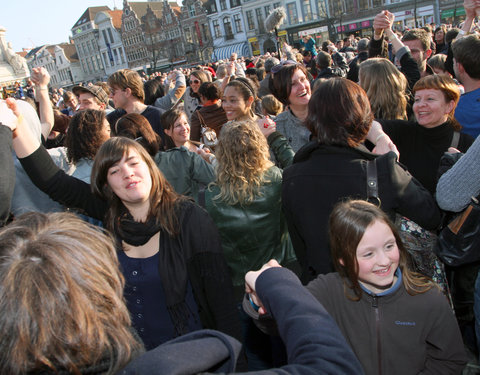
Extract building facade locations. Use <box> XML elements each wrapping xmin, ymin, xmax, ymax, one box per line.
<box><xmin>180</xmin><ymin>0</ymin><xmax>214</xmax><ymax>64</ymax></box>
<box><xmin>71</xmin><ymin>6</ymin><xmax>109</xmax><ymax>82</ymax></box>
<box><xmin>205</xmin><ymin>0</ymin><xmax>249</xmax><ymax>61</ymax></box>
<box><xmin>26</xmin><ymin>43</ymin><xmax>83</xmax><ymax>89</ymax></box>
<box><xmin>95</xmin><ymin>10</ymin><xmax>129</xmax><ymax>78</ymax></box>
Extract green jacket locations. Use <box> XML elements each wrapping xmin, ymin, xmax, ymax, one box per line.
<box><xmin>155</xmin><ymin>146</ymin><xmax>215</xmax><ymax>200</ymax></box>
<box><xmin>204</xmin><ymin>133</ymin><xmax>297</xmax><ymax>301</ymax></box>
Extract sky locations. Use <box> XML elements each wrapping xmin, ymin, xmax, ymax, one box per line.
<box><xmin>1</xmin><ymin>0</ymin><xmax>151</xmax><ymax>52</ymax></box>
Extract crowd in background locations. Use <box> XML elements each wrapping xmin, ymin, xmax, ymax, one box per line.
<box><xmin>0</xmin><ymin>1</ymin><xmax>480</xmax><ymax>373</ymax></box>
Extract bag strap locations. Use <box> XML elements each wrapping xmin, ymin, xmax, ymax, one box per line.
<box><xmin>366</xmin><ymin>159</ymin><xmax>381</xmax><ymax>206</ymax></box>
<box><xmin>450</xmin><ymin>131</ymin><xmax>460</xmax><ymax>149</ymax></box>
<box><xmin>196</xmin><ymin>110</ymin><xmax>207</xmax><ymax>129</ymax></box>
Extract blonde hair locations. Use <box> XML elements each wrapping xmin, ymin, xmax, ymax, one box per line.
<box><xmin>0</xmin><ymin>212</ymin><xmax>143</xmax><ymax>374</ymax></box>
<box><xmin>261</xmin><ymin>94</ymin><xmax>283</xmax><ymax>116</ymax></box>
<box><xmin>359</xmin><ymin>58</ymin><xmax>408</xmax><ymax>120</ymax></box>
<box><xmin>213</xmin><ymin>120</ymin><xmax>273</xmax><ymax>205</ymax></box>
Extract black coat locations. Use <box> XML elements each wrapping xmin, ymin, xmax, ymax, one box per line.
<box><xmin>282</xmin><ymin>142</ymin><xmax>441</xmax><ymax>283</ymax></box>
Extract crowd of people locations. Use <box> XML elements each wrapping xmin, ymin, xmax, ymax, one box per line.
<box><xmin>0</xmin><ymin>1</ymin><xmax>480</xmax><ymax>373</ymax></box>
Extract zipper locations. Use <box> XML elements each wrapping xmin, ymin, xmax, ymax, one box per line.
<box><xmin>372</xmin><ymin>295</ymin><xmax>382</xmax><ymax>375</ymax></box>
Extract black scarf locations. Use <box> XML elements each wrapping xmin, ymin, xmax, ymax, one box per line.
<box><xmin>115</xmin><ymin>206</ymin><xmax>194</xmax><ymax>337</ymax></box>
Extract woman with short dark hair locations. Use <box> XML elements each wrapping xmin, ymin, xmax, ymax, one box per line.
<box><xmin>190</xmin><ymin>82</ymin><xmax>228</xmax><ymax>142</ymax></box>
<box><xmin>282</xmin><ymin>78</ymin><xmax>441</xmax><ymax>283</ymax></box>
<box><xmin>269</xmin><ymin>63</ymin><xmax>311</xmax><ymax>151</ymax></box>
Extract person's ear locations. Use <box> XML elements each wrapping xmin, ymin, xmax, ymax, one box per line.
<box><xmin>164</xmin><ymin>128</ymin><xmax>172</xmax><ymax>137</ymax></box>
<box><xmin>339</xmin><ymin>258</ymin><xmax>344</xmax><ymax>266</ymax></box>
<box><xmin>445</xmin><ymin>100</ymin><xmax>456</xmax><ymax>116</ymax></box>
<box><xmin>425</xmin><ymin>49</ymin><xmax>432</xmax><ymax>59</ymax></box>
<box><xmin>247</xmin><ymin>96</ymin><xmax>254</xmax><ymax>108</ymax></box>
<box><xmin>124</xmin><ymin>87</ymin><xmax>132</xmax><ymax>97</ymax></box>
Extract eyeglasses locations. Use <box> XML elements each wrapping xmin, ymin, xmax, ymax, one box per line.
<box><xmin>110</xmin><ymin>87</ymin><xmax>125</xmax><ymax>96</ymax></box>
<box><xmin>271</xmin><ymin>60</ymin><xmax>298</xmax><ymax>74</ymax></box>
<box><xmin>191</xmin><ymin>79</ymin><xmax>201</xmax><ymax>84</ymax></box>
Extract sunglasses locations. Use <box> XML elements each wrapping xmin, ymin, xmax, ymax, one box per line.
<box><xmin>191</xmin><ymin>79</ymin><xmax>201</xmax><ymax>84</ymax></box>
<box><xmin>271</xmin><ymin>60</ymin><xmax>298</xmax><ymax>74</ymax></box>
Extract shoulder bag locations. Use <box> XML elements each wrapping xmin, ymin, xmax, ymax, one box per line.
<box><xmin>195</xmin><ymin>110</ymin><xmax>218</xmax><ymax>148</ymax></box>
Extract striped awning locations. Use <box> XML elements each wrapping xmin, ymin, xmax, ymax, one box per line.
<box><xmin>212</xmin><ymin>42</ymin><xmax>250</xmax><ymax>61</ymax></box>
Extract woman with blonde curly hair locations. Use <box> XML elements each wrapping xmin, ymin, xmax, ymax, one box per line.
<box><xmin>204</xmin><ymin>119</ymin><xmax>297</xmax><ymax>370</ymax></box>
<box><xmin>358</xmin><ymin>57</ymin><xmax>409</xmax><ymax>120</ymax></box>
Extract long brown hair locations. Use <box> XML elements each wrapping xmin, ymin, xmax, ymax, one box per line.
<box><xmin>0</xmin><ymin>212</ymin><xmax>144</xmax><ymax>374</ymax></box>
<box><xmin>91</xmin><ymin>137</ymin><xmax>182</xmax><ymax>235</ymax></box>
<box><xmin>329</xmin><ymin>200</ymin><xmax>434</xmax><ymax>300</ymax></box>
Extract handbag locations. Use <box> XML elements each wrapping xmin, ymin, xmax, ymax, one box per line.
<box><xmin>365</xmin><ymin>159</ymin><xmax>449</xmax><ymax>287</ymax></box>
<box><xmin>434</xmin><ymin>196</ymin><xmax>480</xmax><ymax>267</ymax></box>
<box><xmin>196</xmin><ymin>110</ymin><xmax>218</xmax><ymax>148</ymax></box>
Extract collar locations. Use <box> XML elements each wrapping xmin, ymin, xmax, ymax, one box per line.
<box><xmin>360</xmin><ymin>268</ymin><xmax>403</xmax><ymax>297</ymax></box>
<box><xmin>202</xmin><ymin>99</ymin><xmax>218</xmax><ymax>106</ymax></box>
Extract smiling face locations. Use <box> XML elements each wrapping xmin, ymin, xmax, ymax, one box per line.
<box><xmin>355</xmin><ymin>220</ymin><xmax>400</xmax><ymax>294</ymax></box>
<box><xmin>164</xmin><ymin>114</ymin><xmax>191</xmax><ymax>147</ymax></box>
<box><xmin>222</xmin><ymin>86</ymin><xmax>253</xmax><ymax>121</ymax></box>
<box><xmin>189</xmin><ymin>75</ymin><xmax>201</xmax><ymax>94</ymax></box>
<box><xmin>413</xmin><ymin>88</ymin><xmax>455</xmax><ymax>128</ymax></box>
<box><xmin>78</xmin><ymin>92</ymin><xmax>104</xmax><ymax>111</ymax></box>
<box><xmin>288</xmin><ymin>68</ymin><xmax>311</xmax><ymax>108</ymax></box>
<box><xmin>106</xmin><ymin>149</ymin><xmax>152</xmax><ymax>209</ymax></box>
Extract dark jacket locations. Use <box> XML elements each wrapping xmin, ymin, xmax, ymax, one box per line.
<box><xmin>282</xmin><ymin>142</ymin><xmax>441</xmax><ymax>282</ymax></box>
<box><xmin>121</xmin><ymin>268</ymin><xmax>364</xmax><ymax>374</ymax></box>
<box><xmin>0</xmin><ymin>126</ymin><xmax>14</xmax><ymax>226</ymax></box>
<box><xmin>19</xmin><ymin>145</ymin><xmax>241</xmax><ymax>344</ymax></box>
<box><xmin>190</xmin><ymin>102</ymin><xmax>227</xmax><ymax>142</ymax></box>
<box><xmin>306</xmin><ymin>272</ymin><xmax>466</xmax><ymax>375</ymax></box>
<box><xmin>346</xmin><ymin>51</ymin><xmax>368</xmax><ymax>83</ymax></box>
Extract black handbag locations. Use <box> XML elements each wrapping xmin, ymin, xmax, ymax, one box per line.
<box><xmin>434</xmin><ymin>196</ymin><xmax>480</xmax><ymax>267</ymax></box>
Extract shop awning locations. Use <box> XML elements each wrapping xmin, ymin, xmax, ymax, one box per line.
<box><xmin>441</xmin><ymin>7</ymin><xmax>465</xmax><ymax>18</ymax></box>
<box><xmin>211</xmin><ymin>42</ymin><xmax>250</xmax><ymax>61</ymax></box>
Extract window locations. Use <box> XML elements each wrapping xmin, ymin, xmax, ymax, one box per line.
<box><xmin>264</xmin><ymin>5</ymin><xmax>272</xmax><ymax>17</ymax></box>
<box><xmin>108</xmin><ymin>28</ymin><xmax>114</xmax><ymax>43</ymax></box>
<box><xmin>223</xmin><ymin>17</ymin><xmax>234</xmax><ymax>39</ymax></box>
<box><xmin>231</xmin><ymin>0</ymin><xmax>241</xmax><ymax>7</ymax></box>
<box><xmin>103</xmin><ymin>52</ymin><xmax>109</xmax><ymax>67</ymax></box>
<box><xmin>220</xmin><ymin>0</ymin><xmax>227</xmax><ymax>10</ymax></box>
<box><xmin>316</xmin><ymin>0</ymin><xmax>327</xmax><ymax>17</ymax></box>
<box><xmin>255</xmin><ymin>8</ymin><xmax>264</xmax><ymax>32</ymax></box>
<box><xmin>274</xmin><ymin>2</ymin><xmax>281</xmax><ymax>9</ymax></box>
<box><xmin>302</xmin><ymin>0</ymin><xmax>313</xmax><ymax>22</ymax></box>
<box><xmin>212</xmin><ymin>19</ymin><xmax>221</xmax><ymax>38</ymax></box>
<box><xmin>233</xmin><ymin>14</ymin><xmax>243</xmax><ymax>33</ymax></box>
<box><xmin>287</xmin><ymin>3</ymin><xmax>298</xmax><ymax>24</ymax></box>
<box><xmin>189</xmin><ymin>4</ymin><xmax>195</xmax><ymax>17</ymax></box>
<box><xmin>185</xmin><ymin>27</ymin><xmax>193</xmax><ymax>42</ymax></box>
<box><xmin>246</xmin><ymin>10</ymin><xmax>255</xmax><ymax>30</ymax></box>
<box><xmin>58</xmin><ymin>55</ymin><xmax>63</xmax><ymax>64</ymax></box>
<box><xmin>102</xmin><ymin>30</ymin><xmax>108</xmax><ymax>44</ymax></box>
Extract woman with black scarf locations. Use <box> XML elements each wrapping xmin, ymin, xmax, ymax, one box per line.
<box><xmin>7</xmin><ymin>98</ymin><xmax>241</xmax><ymax>351</ymax></box>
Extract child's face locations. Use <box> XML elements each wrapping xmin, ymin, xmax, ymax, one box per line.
<box><xmin>356</xmin><ymin>220</ymin><xmax>400</xmax><ymax>294</ymax></box>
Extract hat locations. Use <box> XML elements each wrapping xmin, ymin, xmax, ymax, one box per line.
<box><xmin>72</xmin><ymin>85</ymin><xmax>109</xmax><ymax>105</ymax></box>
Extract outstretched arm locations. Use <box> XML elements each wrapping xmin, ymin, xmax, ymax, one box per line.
<box><xmin>31</xmin><ymin>67</ymin><xmax>54</xmax><ymax>140</ymax></box>
<box><xmin>245</xmin><ymin>263</ymin><xmax>364</xmax><ymax>374</ymax></box>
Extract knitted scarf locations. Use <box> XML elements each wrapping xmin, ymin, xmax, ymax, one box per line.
<box><xmin>115</xmin><ymin>208</ymin><xmax>194</xmax><ymax>337</ymax></box>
